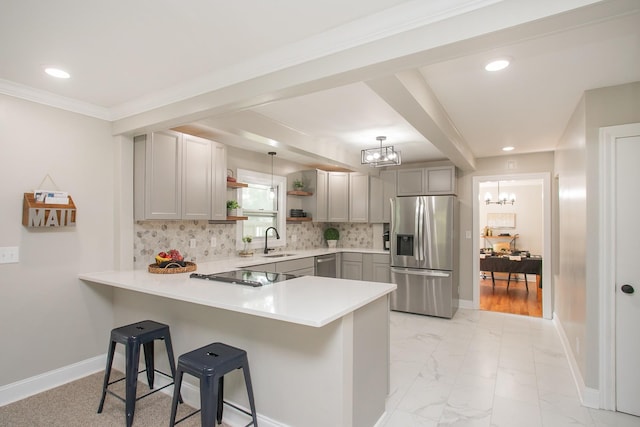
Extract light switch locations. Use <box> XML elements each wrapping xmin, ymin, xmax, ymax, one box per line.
<box><xmin>0</xmin><ymin>246</ymin><xmax>19</xmax><ymax>264</ymax></box>
<box><xmin>465</xmin><ymin>231</ymin><xmax>472</xmax><ymax>239</ymax></box>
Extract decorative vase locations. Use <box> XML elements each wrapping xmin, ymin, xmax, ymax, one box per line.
<box><xmin>327</xmin><ymin>240</ymin><xmax>337</xmax><ymax>248</ymax></box>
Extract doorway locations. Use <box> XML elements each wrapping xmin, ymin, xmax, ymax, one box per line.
<box><xmin>478</xmin><ymin>179</ymin><xmax>543</xmax><ymax>317</ymax></box>
<box><xmin>472</xmin><ymin>173</ymin><xmax>552</xmax><ymax>319</ymax></box>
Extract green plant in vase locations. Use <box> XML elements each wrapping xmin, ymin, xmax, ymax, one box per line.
<box><xmin>293</xmin><ymin>179</ymin><xmax>304</xmax><ymax>191</ymax></box>
<box><xmin>240</xmin><ymin>235</ymin><xmax>253</xmax><ymax>256</ymax></box>
<box><xmin>226</xmin><ymin>200</ymin><xmax>241</xmax><ymax>217</ymax></box>
<box><xmin>324</xmin><ymin>227</ymin><xmax>339</xmax><ymax>248</ymax></box>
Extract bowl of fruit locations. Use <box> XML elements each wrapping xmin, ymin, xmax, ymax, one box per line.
<box><xmin>149</xmin><ymin>249</ymin><xmax>196</xmax><ymax>274</ymax></box>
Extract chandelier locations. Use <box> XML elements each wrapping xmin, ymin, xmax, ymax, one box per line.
<box><xmin>484</xmin><ymin>181</ymin><xmax>516</xmax><ymax>205</ymax></box>
<box><xmin>361</xmin><ymin>136</ymin><xmax>401</xmax><ymax>167</ymax></box>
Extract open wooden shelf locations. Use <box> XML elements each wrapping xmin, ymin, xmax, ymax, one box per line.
<box><xmin>287</xmin><ymin>190</ymin><xmax>313</xmax><ymax>196</ymax></box>
<box><xmin>226</xmin><ymin>215</ymin><xmax>248</xmax><ymax>221</ymax></box>
<box><xmin>286</xmin><ymin>217</ymin><xmax>312</xmax><ymax>222</ymax></box>
<box><xmin>227</xmin><ymin>181</ymin><xmax>248</xmax><ymax>188</ymax></box>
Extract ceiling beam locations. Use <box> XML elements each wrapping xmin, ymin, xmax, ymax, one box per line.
<box><xmin>194</xmin><ymin>111</ymin><xmax>372</xmax><ymax>173</ymax></box>
<box><xmin>367</xmin><ymin>70</ymin><xmax>476</xmax><ymax>171</ymax></box>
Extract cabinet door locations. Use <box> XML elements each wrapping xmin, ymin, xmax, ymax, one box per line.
<box><xmin>211</xmin><ymin>142</ymin><xmax>227</xmax><ymax>220</ymax></box>
<box><xmin>182</xmin><ymin>135</ymin><xmax>211</xmax><ymax>219</ymax></box>
<box><xmin>146</xmin><ymin>131</ymin><xmax>182</xmax><ymax>219</ymax></box>
<box><xmin>342</xmin><ymin>261</ymin><xmax>363</xmax><ymax>280</ymax></box>
<box><xmin>380</xmin><ymin>170</ymin><xmax>396</xmax><ymax>223</ymax></box>
<box><xmin>369</xmin><ymin>176</ymin><xmax>383</xmax><ymax>223</ymax></box>
<box><xmin>327</xmin><ymin>172</ymin><xmax>349</xmax><ymax>222</ymax></box>
<box><xmin>349</xmin><ymin>173</ymin><xmax>369</xmax><ymax>222</ymax></box>
<box><xmin>396</xmin><ymin>168</ymin><xmax>424</xmax><ymax>196</ymax></box>
<box><xmin>425</xmin><ymin>166</ymin><xmax>456</xmax><ymax>195</ymax></box>
<box><xmin>315</xmin><ymin>170</ymin><xmax>328</xmax><ymax>222</ymax></box>
<box><xmin>363</xmin><ymin>253</ymin><xmax>391</xmax><ymax>282</ymax></box>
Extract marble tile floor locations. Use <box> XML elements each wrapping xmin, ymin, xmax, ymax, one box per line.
<box><xmin>382</xmin><ymin>309</ymin><xmax>640</xmax><ymax>427</ymax></box>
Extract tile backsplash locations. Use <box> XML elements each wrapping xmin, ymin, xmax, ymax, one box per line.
<box><xmin>134</xmin><ymin>221</ymin><xmax>375</xmax><ymax>269</ymax></box>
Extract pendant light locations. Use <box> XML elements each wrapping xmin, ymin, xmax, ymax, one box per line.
<box><xmin>484</xmin><ymin>181</ymin><xmax>516</xmax><ymax>205</ymax></box>
<box><xmin>268</xmin><ymin>151</ymin><xmax>276</xmax><ymax>200</ymax></box>
<box><xmin>361</xmin><ymin>136</ymin><xmax>401</xmax><ymax>167</ymax></box>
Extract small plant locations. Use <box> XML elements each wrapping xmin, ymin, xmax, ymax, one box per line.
<box><xmin>226</xmin><ymin>200</ymin><xmax>240</xmax><ymax>209</ymax></box>
<box><xmin>324</xmin><ymin>227</ymin><xmax>339</xmax><ymax>241</ymax></box>
<box><xmin>293</xmin><ymin>179</ymin><xmax>304</xmax><ymax>190</ymax></box>
<box><xmin>242</xmin><ymin>236</ymin><xmax>252</xmax><ymax>243</ymax></box>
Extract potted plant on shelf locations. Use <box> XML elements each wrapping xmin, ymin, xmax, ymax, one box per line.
<box><xmin>293</xmin><ymin>179</ymin><xmax>304</xmax><ymax>191</ymax></box>
<box><xmin>239</xmin><ymin>235</ymin><xmax>253</xmax><ymax>257</ymax></box>
<box><xmin>227</xmin><ymin>200</ymin><xmax>241</xmax><ymax>217</ymax></box>
<box><xmin>324</xmin><ymin>227</ymin><xmax>339</xmax><ymax>248</ymax></box>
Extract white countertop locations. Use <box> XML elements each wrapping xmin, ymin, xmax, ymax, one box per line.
<box><xmin>79</xmin><ymin>248</ymin><xmax>395</xmax><ymax>328</ymax></box>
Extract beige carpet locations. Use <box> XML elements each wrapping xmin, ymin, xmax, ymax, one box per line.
<box><xmin>0</xmin><ymin>371</ymin><xmax>230</xmax><ymax>427</ymax></box>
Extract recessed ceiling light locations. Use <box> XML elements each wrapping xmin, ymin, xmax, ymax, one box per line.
<box><xmin>502</xmin><ymin>146</ymin><xmax>515</xmax><ymax>152</ymax></box>
<box><xmin>485</xmin><ymin>59</ymin><xmax>510</xmax><ymax>72</ymax></box>
<box><xmin>45</xmin><ymin>68</ymin><xmax>71</xmax><ymax>79</ymax></box>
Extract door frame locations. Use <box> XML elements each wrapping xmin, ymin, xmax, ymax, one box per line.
<box><xmin>472</xmin><ymin>172</ymin><xmax>552</xmax><ymax>319</ymax></box>
<box><xmin>598</xmin><ymin>122</ymin><xmax>640</xmax><ymax>410</ymax></box>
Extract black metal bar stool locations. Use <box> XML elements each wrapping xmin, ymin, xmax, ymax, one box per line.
<box><xmin>97</xmin><ymin>320</ymin><xmax>180</xmax><ymax>427</ymax></box>
<box><xmin>169</xmin><ymin>342</ymin><xmax>258</xmax><ymax>427</ymax></box>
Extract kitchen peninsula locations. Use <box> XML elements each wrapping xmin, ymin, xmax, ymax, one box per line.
<box><xmin>80</xmin><ymin>253</ymin><xmax>396</xmax><ymax>427</ymax></box>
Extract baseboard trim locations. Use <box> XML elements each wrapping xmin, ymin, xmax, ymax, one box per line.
<box><xmin>0</xmin><ymin>354</ymin><xmax>106</xmax><ymax>407</ymax></box>
<box><xmin>458</xmin><ymin>299</ymin><xmax>474</xmax><ymax>309</ymax></box>
<box><xmin>552</xmin><ymin>312</ymin><xmax>599</xmax><ymax>409</ymax></box>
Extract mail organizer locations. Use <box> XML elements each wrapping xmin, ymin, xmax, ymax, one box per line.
<box><xmin>22</xmin><ymin>192</ymin><xmax>77</xmax><ymax>227</ymax></box>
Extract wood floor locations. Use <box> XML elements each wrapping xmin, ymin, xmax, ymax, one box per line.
<box><xmin>479</xmin><ymin>273</ymin><xmax>542</xmax><ymax>317</ymax></box>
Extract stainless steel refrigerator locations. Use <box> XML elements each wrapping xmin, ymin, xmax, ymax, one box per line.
<box><xmin>390</xmin><ymin>195</ymin><xmax>458</xmax><ymax>318</ymax></box>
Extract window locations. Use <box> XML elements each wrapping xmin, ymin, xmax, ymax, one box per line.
<box><xmin>236</xmin><ymin>169</ymin><xmax>286</xmax><ymax>250</ymax></box>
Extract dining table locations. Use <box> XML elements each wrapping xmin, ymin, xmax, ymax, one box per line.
<box><xmin>480</xmin><ymin>255</ymin><xmax>542</xmax><ymax>291</ymax></box>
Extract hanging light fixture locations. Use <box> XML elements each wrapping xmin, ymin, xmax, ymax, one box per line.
<box><xmin>484</xmin><ymin>181</ymin><xmax>516</xmax><ymax>205</ymax></box>
<box><xmin>268</xmin><ymin>151</ymin><xmax>276</xmax><ymax>200</ymax></box>
<box><xmin>361</xmin><ymin>136</ymin><xmax>401</xmax><ymax>167</ymax></box>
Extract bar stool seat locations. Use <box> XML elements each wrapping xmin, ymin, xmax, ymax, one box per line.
<box><xmin>170</xmin><ymin>342</ymin><xmax>258</xmax><ymax>427</ymax></box>
<box><xmin>97</xmin><ymin>320</ymin><xmax>179</xmax><ymax>427</ymax></box>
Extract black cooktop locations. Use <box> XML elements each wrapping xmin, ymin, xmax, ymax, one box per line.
<box><xmin>190</xmin><ymin>270</ymin><xmax>297</xmax><ymax>287</ymax></box>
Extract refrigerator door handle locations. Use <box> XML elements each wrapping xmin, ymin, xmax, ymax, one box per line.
<box><xmin>414</xmin><ymin>198</ymin><xmax>420</xmax><ymax>261</ymax></box>
<box><xmin>418</xmin><ymin>197</ymin><xmax>425</xmax><ymax>261</ymax></box>
<box><xmin>391</xmin><ymin>267</ymin><xmax>451</xmax><ymax>278</ymax></box>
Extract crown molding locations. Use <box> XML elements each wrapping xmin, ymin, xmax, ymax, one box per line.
<box><xmin>0</xmin><ymin>79</ymin><xmax>111</xmax><ymax>120</ymax></box>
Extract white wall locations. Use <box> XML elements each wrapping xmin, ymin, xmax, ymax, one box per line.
<box><xmin>554</xmin><ymin>81</ymin><xmax>640</xmax><ymax>390</ymax></box>
<box><xmin>0</xmin><ymin>95</ymin><xmax>115</xmax><ymax>386</ymax></box>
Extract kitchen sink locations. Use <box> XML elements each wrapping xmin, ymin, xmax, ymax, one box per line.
<box><xmin>263</xmin><ymin>253</ymin><xmax>296</xmax><ymax>258</ymax></box>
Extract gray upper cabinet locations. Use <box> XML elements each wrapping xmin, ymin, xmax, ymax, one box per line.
<box><xmin>349</xmin><ymin>173</ymin><xmax>369</xmax><ymax>222</ymax></box>
<box><xmin>134</xmin><ymin>131</ymin><xmax>226</xmax><ymax>220</ymax></box>
<box><xmin>396</xmin><ymin>168</ymin><xmax>424</xmax><ymax>196</ymax></box>
<box><xmin>182</xmin><ymin>134</ymin><xmax>211</xmax><ymax>220</ymax></box>
<box><xmin>135</xmin><ymin>131</ymin><xmax>182</xmax><ymax>220</ymax></box>
<box><xmin>299</xmin><ymin>169</ymin><xmax>328</xmax><ymax>222</ymax></box>
<box><xmin>370</xmin><ymin>170</ymin><xmax>396</xmax><ymax>223</ymax></box>
<box><xmin>425</xmin><ymin>166</ymin><xmax>457</xmax><ymax>195</ymax></box>
<box><xmin>368</xmin><ymin>176</ymin><xmax>383</xmax><ymax>223</ymax></box>
<box><xmin>211</xmin><ymin>142</ymin><xmax>227</xmax><ymax>221</ymax></box>
<box><xmin>396</xmin><ymin>166</ymin><xmax>456</xmax><ymax>196</ymax></box>
<box><xmin>327</xmin><ymin>172</ymin><xmax>349</xmax><ymax>222</ymax></box>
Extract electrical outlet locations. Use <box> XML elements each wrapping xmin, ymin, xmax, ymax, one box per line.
<box><xmin>291</xmin><ymin>235</ymin><xmax>297</xmax><ymax>243</ymax></box>
<box><xmin>189</xmin><ymin>239</ymin><xmax>196</xmax><ymax>248</ymax></box>
<box><xmin>0</xmin><ymin>246</ymin><xmax>20</xmax><ymax>264</ymax></box>
<box><xmin>210</xmin><ymin>237</ymin><xmax>217</xmax><ymax>248</ymax></box>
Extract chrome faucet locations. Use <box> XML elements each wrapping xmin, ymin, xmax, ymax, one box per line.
<box><xmin>264</xmin><ymin>227</ymin><xmax>280</xmax><ymax>254</ymax></box>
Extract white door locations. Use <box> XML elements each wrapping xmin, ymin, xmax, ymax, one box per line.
<box><xmin>615</xmin><ymin>133</ymin><xmax>640</xmax><ymax>416</ymax></box>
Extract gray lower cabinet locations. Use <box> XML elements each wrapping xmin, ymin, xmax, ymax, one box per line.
<box><xmin>363</xmin><ymin>253</ymin><xmax>391</xmax><ymax>283</ymax></box>
<box><xmin>342</xmin><ymin>252</ymin><xmax>391</xmax><ymax>283</ymax></box>
<box><xmin>341</xmin><ymin>252</ymin><xmax>363</xmax><ymax>281</ymax></box>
